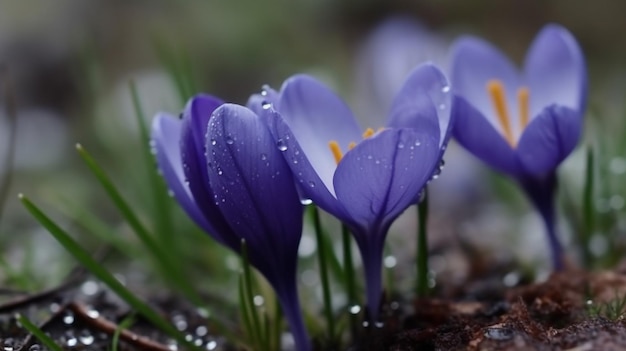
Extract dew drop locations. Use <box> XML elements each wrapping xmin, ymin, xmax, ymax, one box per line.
<box><xmin>441</xmin><ymin>85</ymin><xmax>451</xmax><ymax>93</ymax></box>
<box><xmin>384</xmin><ymin>255</ymin><xmax>397</xmax><ymax>268</ymax></box>
<box><xmin>415</xmin><ymin>140</ymin><xmax>421</xmax><ymax>146</ymax></box>
<box><xmin>260</xmin><ymin>153</ymin><xmax>267</xmax><ymax>161</ymax></box>
<box><xmin>206</xmin><ymin>341</ymin><xmax>218</xmax><ymax>350</ymax></box>
<box><xmin>172</xmin><ymin>314</ymin><xmax>188</xmax><ymax>331</ymax></box>
<box><xmin>253</xmin><ymin>295</ymin><xmax>265</xmax><ymax>306</ymax></box>
<box><xmin>63</xmin><ymin>312</ymin><xmax>75</xmax><ymax>325</ymax></box>
<box><xmin>484</xmin><ymin>326</ymin><xmax>514</xmax><ymax>341</ymax></box>
<box><xmin>349</xmin><ymin>305</ymin><xmax>361</xmax><ymax>314</ymax></box>
<box><xmin>277</xmin><ymin>139</ymin><xmax>288</xmax><ymax>151</ymax></box>
<box><xmin>28</xmin><ymin>345</ymin><xmax>41</xmax><ymax>351</ymax></box>
<box><xmin>225</xmin><ymin>136</ymin><xmax>235</xmax><ymax>144</ymax></box>
<box><xmin>196</xmin><ymin>325</ymin><xmax>208</xmax><ymax>337</ymax></box>
<box><xmin>300</xmin><ymin>198</ymin><xmax>313</xmax><ymax>205</ymax></box>
<box><xmin>308</xmin><ymin>181</ymin><xmax>315</xmax><ymax>188</ymax></box>
<box><xmin>79</xmin><ymin>329</ymin><xmax>94</xmax><ymax>345</ymax></box>
<box><xmin>397</xmin><ymin>143</ymin><xmax>404</xmax><ymax>149</ymax></box>
<box><xmin>262</xmin><ymin>101</ymin><xmax>272</xmax><ymax>110</ymax></box>
<box><xmin>210</xmin><ymin>139</ymin><xmax>217</xmax><ymax>146</ymax></box>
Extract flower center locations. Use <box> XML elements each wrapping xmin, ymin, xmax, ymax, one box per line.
<box><xmin>486</xmin><ymin>79</ymin><xmax>530</xmax><ymax>148</ymax></box>
<box><xmin>328</xmin><ymin>128</ymin><xmax>376</xmax><ymax>164</ymax></box>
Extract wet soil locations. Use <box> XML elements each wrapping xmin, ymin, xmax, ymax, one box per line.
<box><xmin>359</xmin><ymin>268</ymin><xmax>626</xmax><ymax>350</ymax></box>
<box><xmin>3</xmin><ymin>267</ymin><xmax>626</xmax><ymax>350</ymax></box>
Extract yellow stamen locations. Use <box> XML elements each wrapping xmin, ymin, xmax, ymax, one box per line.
<box><xmin>328</xmin><ymin>140</ymin><xmax>343</xmax><ymax>164</ymax></box>
<box><xmin>362</xmin><ymin>128</ymin><xmax>375</xmax><ymax>139</ymax></box>
<box><xmin>347</xmin><ymin>142</ymin><xmax>356</xmax><ymax>150</ymax></box>
<box><xmin>518</xmin><ymin>87</ymin><xmax>530</xmax><ymax>130</ymax></box>
<box><xmin>487</xmin><ymin>80</ymin><xmax>515</xmax><ymax>147</ymax></box>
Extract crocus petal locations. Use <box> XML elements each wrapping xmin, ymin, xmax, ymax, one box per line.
<box><xmin>516</xmin><ymin>105</ymin><xmax>581</xmax><ymax>176</ymax></box>
<box><xmin>452</xmin><ymin>97</ymin><xmax>520</xmax><ymax>175</ymax></box>
<box><xmin>264</xmin><ymin>109</ymin><xmax>350</xmax><ymax>221</ymax></box>
<box><xmin>388</xmin><ymin>63</ymin><xmax>451</xmax><ymax>146</ymax></box>
<box><xmin>278</xmin><ymin>74</ymin><xmax>363</xmax><ymax>195</ymax></box>
<box><xmin>151</xmin><ymin>114</ymin><xmax>217</xmax><ymax>237</ymax></box>
<box><xmin>333</xmin><ymin>128</ymin><xmax>440</xmax><ymax>232</ymax></box>
<box><xmin>206</xmin><ymin>104</ymin><xmax>303</xmax><ymax>276</ymax></box>
<box><xmin>450</xmin><ymin>36</ymin><xmax>520</xmax><ymax>134</ymax></box>
<box><xmin>524</xmin><ymin>24</ymin><xmax>587</xmax><ymax>117</ymax></box>
<box><xmin>179</xmin><ymin>95</ymin><xmax>238</xmax><ymax>248</ymax></box>
<box><xmin>354</xmin><ymin>16</ymin><xmax>448</xmax><ymax>127</ymax></box>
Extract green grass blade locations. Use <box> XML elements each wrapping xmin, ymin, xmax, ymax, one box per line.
<box><xmin>129</xmin><ymin>82</ymin><xmax>174</xmax><ymax>248</ymax></box>
<box><xmin>74</xmin><ymin>144</ymin><xmax>207</xmax><ymax>305</ymax></box>
<box><xmin>0</xmin><ymin>67</ymin><xmax>17</xmax><ymax>223</ymax></box>
<box><xmin>311</xmin><ymin>206</ymin><xmax>336</xmax><ymax>343</ymax></box>
<box><xmin>582</xmin><ymin>147</ymin><xmax>595</xmax><ymax>268</ymax></box>
<box><xmin>16</xmin><ymin>313</ymin><xmax>64</xmax><ymax>351</ymax></box>
<box><xmin>112</xmin><ymin>314</ymin><xmax>136</xmax><ymax>351</ymax></box>
<box><xmin>19</xmin><ymin>194</ymin><xmax>202</xmax><ymax>351</ymax></box>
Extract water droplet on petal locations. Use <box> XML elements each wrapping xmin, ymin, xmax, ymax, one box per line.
<box><xmin>262</xmin><ymin>101</ymin><xmax>272</xmax><ymax>109</ymax></box>
<box><xmin>349</xmin><ymin>305</ymin><xmax>361</xmax><ymax>314</ymax></box>
<box><xmin>441</xmin><ymin>85</ymin><xmax>450</xmax><ymax>93</ymax></box>
<box><xmin>211</xmin><ymin>139</ymin><xmax>217</xmax><ymax>146</ymax></box>
<box><xmin>300</xmin><ymin>198</ymin><xmax>313</xmax><ymax>205</ymax></box>
<box><xmin>225</xmin><ymin>136</ymin><xmax>235</xmax><ymax>144</ymax></box>
<box><xmin>397</xmin><ymin>143</ymin><xmax>404</xmax><ymax>149</ymax></box>
<box><xmin>308</xmin><ymin>181</ymin><xmax>315</xmax><ymax>188</ymax></box>
<box><xmin>277</xmin><ymin>139</ymin><xmax>288</xmax><ymax>151</ymax></box>
<box><xmin>260</xmin><ymin>153</ymin><xmax>267</xmax><ymax>160</ymax></box>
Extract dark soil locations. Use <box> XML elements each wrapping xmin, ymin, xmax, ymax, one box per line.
<box><xmin>3</xmin><ymin>266</ymin><xmax>626</xmax><ymax>350</ymax></box>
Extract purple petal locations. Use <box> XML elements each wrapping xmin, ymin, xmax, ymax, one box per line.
<box><xmin>264</xmin><ymin>109</ymin><xmax>350</xmax><ymax>221</ymax></box>
<box><xmin>523</xmin><ymin>24</ymin><xmax>587</xmax><ymax>117</ymax></box>
<box><xmin>333</xmin><ymin>128</ymin><xmax>440</xmax><ymax>232</ymax></box>
<box><xmin>278</xmin><ymin>74</ymin><xmax>362</xmax><ymax>195</ymax></box>
<box><xmin>450</xmin><ymin>36</ymin><xmax>520</xmax><ymax>135</ymax></box>
<box><xmin>354</xmin><ymin>16</ymin><xmax>448</xmax><ymax>126</ymax></box>
<box><xmin>151</xmin><ymin>113</ymin><xmax>216</xmax><ymax>236</ymax></box>
<box><xmin>452</xmin><ymin>97</ymin><xmax>520</xmax><ymax>176</ymax></box>
<box><xmin>179</xmin><ymin>95</ymin><xmax>237</xmax><ymax>247</ymax></box>
<box><xmin>516</xmin><ymin>105</ymin><xmax>581</xmax><ymax>176</ymax></box>
<box><xmin>206</xmin><ymin>104</ymin><xmax>303</xmax><ymax>273</ymax></box>
<box><xmin>388</xmin><ymin>63</ymin><xmax>450</xmax><ymax>146</ymax></box>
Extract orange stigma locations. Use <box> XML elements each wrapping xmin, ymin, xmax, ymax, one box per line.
<box><xmin>328</xmin><ymin>140</ymin><xmax>343</xmax><ymax>164</ymax></box>
<box><xmin>487</xmin><ymin>80</ymin><xmax>515</xmax><ymax>147</ymax></box>
<box><xmin>518</xmin><ymin>87</ymin><xmax>530</xmax><ymax>130</ymax></box>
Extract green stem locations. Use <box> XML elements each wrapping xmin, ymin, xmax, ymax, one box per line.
<box><xmin>312</xmin><ymin>206</ymin><xmax>335</xmax><ymax>342</ymax></box>
<box><xmin>240</xmin><ymin>240</ymin><xmax>266</xmax><ymax>350</ymax></box>
<box><xmin>342</xmin><ymin>224</ymin><xmax>358</xmax><ymax>337</ymax></box>
<box><xmin>416</xmin><ymin>188</ymin><xmax>430</xmax><ymax>297</ymax></box>
<box><xmin>582</xmin><ymin>147</ymin><xmax>595</xmax><ymax>268</ymax></box>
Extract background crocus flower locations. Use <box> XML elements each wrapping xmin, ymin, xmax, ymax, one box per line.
<box><xmin>257</xmin><ymin>64</ymin><xmax>452</xmax><ymax>320</ymax></box>
<box><xmin>450</xmin><ymin>24</ymin><xmax>587</xmax><ymax>270</ymax></box>
<box><xmin>151</xmin><ymin>97</ymin><xmax>310</xmax><ymax>351</ymax></box>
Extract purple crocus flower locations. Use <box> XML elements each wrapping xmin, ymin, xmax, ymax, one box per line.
<box><xmin>450</xmin><ymin>24</ymin><xmax>586</xmax><ymax>270</ymax></box>
<box><xmin>151</xmin><ymin>96</ymin><xmax>310</xmax><ymax>351</ymax></box>
<box><xmin>254</xmin><ymin>64</ymin><xmax>452</xmax><ymax>320</ymax></box>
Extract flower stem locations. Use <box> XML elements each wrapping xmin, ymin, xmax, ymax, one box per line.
<box><xmin>520</xmin><ymin>174</ymin><xmax>563</xmax><ymax>271</ymax></box>
<box><xmin>311</xmin><ymin>206</ymin><xmax>335</xmax><ymax>343</ymax></box>
<box><xmin>416</xmin><ymin>188</ymin><xmax>429</xmax><ymax>297</ymax></box>
<box><xmin>342</xmin><ymin>224</ymin><xmax>358</xmax><ymax>337</ymax></box>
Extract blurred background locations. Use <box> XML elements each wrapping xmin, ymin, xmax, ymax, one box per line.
<box><xmin>1</xmin><ymin>0</ymin><xmax>626</xmax><ymax>299</ymax></box>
